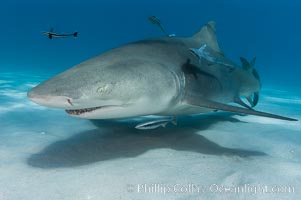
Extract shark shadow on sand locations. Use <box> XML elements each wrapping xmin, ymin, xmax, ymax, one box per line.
<box><xmin>27</xmin><ymin>113</ymin><xmax>266</xmax><ymax>168</ymax></box>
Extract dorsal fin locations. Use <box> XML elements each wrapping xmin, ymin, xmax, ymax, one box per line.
<box><xmin>250</xmin><ymin>57</ymin><xmax>256</xmax><ymax>66</ymax></box>
<box><xmin>240</xmin><ymin>57</ymin><xmax>252</xmax><ymax>70</ymax></box>
<box><xmin>192</xmin><ymin>21</ymin><xmax>222</xmax><ymax>53</ymax></box>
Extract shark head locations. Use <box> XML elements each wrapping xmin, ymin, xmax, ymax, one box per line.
<box><xmin>28</xmin><ymin>48</ymin><xmax>179</xmax><ymax>119</ymax></box>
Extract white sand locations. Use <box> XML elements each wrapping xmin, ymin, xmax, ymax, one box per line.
<box><xmin>0</xmin><ymin>73</ymin><xmax>300</xmax><ymax>200</ymax></box>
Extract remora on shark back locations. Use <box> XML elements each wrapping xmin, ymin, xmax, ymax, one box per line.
<box><xmin>28</xmin><ymin>21</ymin><xmax>298</xmax><ymax>125</ymax></box>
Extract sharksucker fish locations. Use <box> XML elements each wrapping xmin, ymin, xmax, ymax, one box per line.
<box><xmin>135</xmin><ymin>117</ymin><xmax>177</xmax><ymax>130</ymax></box>
<box><xmin>42</xmin><ymin>28</ymin><xmax>78</xmax><ymax>39</ymax></box>
<box><xmin>148</xmin><ymin>16</ymin><xmax>176</xmax><ymax>37</ymax></box>
<box><xmin>28</xmin><ymin>21</ymin><xmax>298</xmax><ymax>126</ymax></box>
<box><xmin>189</xmin><ymin>44</ymin><xmax>235</xmax><ymax>69</ymax></box>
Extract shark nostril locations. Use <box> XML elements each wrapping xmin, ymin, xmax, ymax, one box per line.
<box><xmin>27</xmin><ymin>92</ymin><xmax>74</xmax><ymax>108</ymax></box>
<box><xmin>67</xmin><ymin>98</ymin><xmax>73</xmax><ymax>106</ymax></box>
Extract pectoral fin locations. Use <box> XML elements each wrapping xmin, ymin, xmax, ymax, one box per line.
<box><xmin>185</xmin><ymin>95</ymin><xmax>297</xmax><ymax>121</ymax></box>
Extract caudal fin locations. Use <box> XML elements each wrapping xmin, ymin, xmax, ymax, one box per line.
<box><xmin>73</xmin><ymin>32</ymin><xmax>78</xmax><ymax>37</ymax></box>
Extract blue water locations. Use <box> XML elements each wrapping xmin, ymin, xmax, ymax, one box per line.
<box><xmin>2</xmin><ymin>0</ymin><xmax>301</xmax><ymax>87</ymax></box>
<box><xmin>1</xmin><ymin>1</ymin><xmax>301</xmax><ymax>200</ymax></box>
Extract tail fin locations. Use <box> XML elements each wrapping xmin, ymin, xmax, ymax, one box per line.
<box><xmin>240</xmin><ymin>57</ymin><xmax>260</xmax><ymax>81</ymax></box>
<box><xmin>240</xmin><ymin>57</ymin><xmax>256</xmax><ymax>71</ymax></box>
<box><xmin>73</xmin><ymin>32</ymin><xmax>78</xmax><ymax>37</ymax></box>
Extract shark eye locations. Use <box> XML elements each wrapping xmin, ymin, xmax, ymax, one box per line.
<box><xmin>96</xmin><ymin>84</ymin><xmax>113</xmax><ymax>94</ymax></box>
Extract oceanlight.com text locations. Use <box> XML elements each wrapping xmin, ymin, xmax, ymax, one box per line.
<box><xmin>126</xmin><ymin>183</ymin><xmax>295</xmax><ymax>195</ymax></box>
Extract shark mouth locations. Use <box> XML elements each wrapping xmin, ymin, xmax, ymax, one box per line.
<box><xmin>65</xmin><ymin>105</ymin><xmax>118</xmax><ymax>115</ymax></box>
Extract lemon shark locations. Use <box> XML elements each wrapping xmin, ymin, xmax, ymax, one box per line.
<box><xmin>28</xmin><ymin>21</ymin><xmax>297</xmax><ymax>123</ymax></box>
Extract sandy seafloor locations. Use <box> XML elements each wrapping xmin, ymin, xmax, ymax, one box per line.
<box><xmin>0</xmin><ymin>72</ymin><xmax>301</xmax><ymax>200</ymax></box>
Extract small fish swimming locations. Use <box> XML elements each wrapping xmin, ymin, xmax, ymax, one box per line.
<box><xmin>148</xmin><ymin>16</ymin><xmax>175</xmax><ymax>37</ymax></box>
<box><xmin>135</xmin><ymin>117</ymin><xmax>177</xmax><ymax>130</ymax></box>
<box><xmin>190</xmin><ymin>44</ymin><xmax>215</xmax><ymax>62</ymax></box>
<box><xmin>42</xmin><ymin>28</ymin><xmax>78</xmax><ymax>39</ymax></box>
<box><xmin>190</xmin><ymin>44</ymin><xmax>234</xmax><ymax>68</ymax></box>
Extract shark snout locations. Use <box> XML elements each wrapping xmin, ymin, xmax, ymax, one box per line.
<box><xmin>27</xmin><ymin>89</ymin><xmax>73</xmax><ymax>109</ymax></box>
